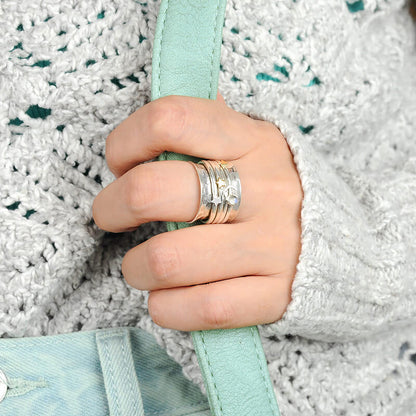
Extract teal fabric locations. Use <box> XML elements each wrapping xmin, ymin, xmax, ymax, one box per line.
<box><xmin>151</xmin><ymin>0</ymin><xmax>281</xmax><ymax>415</ymax></box>
<box><xmin>96</xmin><ymin>330</ymin><xmax>144</xmax><ymax>416</ymax></box>
<box><xmin>151</xmin><ymin>0</ymin><xmax>225</xmax><ymax>103</ymax></box>
<box><xmin>0</xmin><ymin>327</ymin><xmax>210</xmax><ymax>416</ymax></box>
<box><xmin>192</xmin><ymin>328</ymin><xmax>281</xmax><ymax>416</ymax></box>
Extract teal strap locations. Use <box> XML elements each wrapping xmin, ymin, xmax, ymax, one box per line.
<box><xmin>151</xmin><ymin>1</ymin><xmax>281</xmax><ymax>415</ymax></box>
<box><xmin>96</xmin><ymin>330</ymin><xmax>145</xmax><ymax>416</ymax></box>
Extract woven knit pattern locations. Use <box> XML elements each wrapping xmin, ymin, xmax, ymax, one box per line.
<box><xmin>1</xmin><ymin>0</ymin><xmax>416</xmax><ymax>415</ymax></box>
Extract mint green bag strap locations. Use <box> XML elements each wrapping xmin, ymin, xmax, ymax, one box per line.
<box><xmin>151</xmin><ymin>1</ymin><xmax>281</xmax><ymax>415</ymax></box>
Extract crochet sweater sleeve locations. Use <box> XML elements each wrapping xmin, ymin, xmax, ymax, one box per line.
<box><xmin>247</xmin><ymin>114</ymin><xmax>416</xmax><ymax>343</ymax></box>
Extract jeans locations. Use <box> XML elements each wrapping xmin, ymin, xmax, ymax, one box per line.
<box><xmin>0</xmin><ymin>327</ymin><xmax>211</xmax><ymax>416</ymax></box>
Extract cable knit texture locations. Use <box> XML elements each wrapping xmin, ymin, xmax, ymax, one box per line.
<box><xmin>1</xmin><ymin>0</ymin><xmax>416</xmax><ymax>415</ymax></box>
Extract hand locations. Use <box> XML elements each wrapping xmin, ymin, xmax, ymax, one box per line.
<box><xmin>92</xmin><ymin>92</ymin><xmax>303</xmax><ymax>331</ymax></box>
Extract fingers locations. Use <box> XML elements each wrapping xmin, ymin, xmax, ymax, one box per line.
<box><xmin>92</xmin><ymin>157</ymin><xmax>254</xmax><ymax>232</ymax></box>
<box><xmin>121</xmin><ymin>222</ymin><xmax>273</xmax><ymax>291</ymax></box>
<box><xmin>105</xmin><ymin>94</ymin><xmax>260</xmax><ymax>178</ymax></box>
<box><xmin>147</xmin><ymin>274</ymin><xmax>293</xmax><ymax>331</ymax></box>
<box><xmin>92</xmin><ymin>160</ymin><xmax>200</xmax><ymax>232</ymax></box>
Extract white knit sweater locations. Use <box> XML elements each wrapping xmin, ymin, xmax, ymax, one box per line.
<box><xmin>1</xmin><ymin>0</ymin><xmax>416</xmax><ymax>414</ymax></box>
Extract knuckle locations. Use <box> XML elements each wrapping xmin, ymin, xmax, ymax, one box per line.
<box><xmin>199</xmin><ymin>291</ymin><xmax>234</xmax><ymax>328</ymax></box>
<box><xmin>124</xmin><ymin>166</ymin><xmax>160</xmax><ymax>219</ymax></box>
<box><xmin>146</xmin><ymin>237</ymin><xmax>180</xmax><ymax>284</ymax></box>
<box><xmin>256</xmin><ymin>119</ymin><xmax>282</xmax><ymax>142</ymax></box>
<box><xmin>148</xmin><ymin>96</ymin><xmax>188</xmax><ymax>145</ymax></box>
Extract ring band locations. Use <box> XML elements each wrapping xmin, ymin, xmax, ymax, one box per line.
<box><xmin>207</xmin><ymin>160</ymin><xmax>228</xmax><ymax>224</ymax></box>
<box><xmin>187</xmin><ymin>159</ymin><xmax>241</xmax><ymax>225</ymax></box>
<box><xmin>187</xmin><ymin>162</ymin><xmax>211</xmax><ymax>223</ymax></box>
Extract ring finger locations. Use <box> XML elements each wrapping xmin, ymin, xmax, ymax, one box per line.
<box><xmin>92</xmin><ymin>159</ymin><xmax>250</xmax><ymax>233</ymax></box>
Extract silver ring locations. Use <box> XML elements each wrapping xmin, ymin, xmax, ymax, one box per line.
<box><xmin>186</xmin><ymin>159</ymin><xmax>241</xmax><ymax>225</ymax></box>
<box><xmin>207</xmin><ymin>160</ymin><xmax>228</xmax><ymax>224</ymax></box>
<box><xmin>201</xmin><ymin>160</ymin><xmax>221</xmax><ymax>224</ymax></box>
<box><xmin>187</xmin><ymin>162</ymin><xmax>212</xmax><ymax>223</ymax></box>
<box><xmin>221</xmin><ymin>162</ymin><xmax>241</xmax><ymax>222</ymax></box>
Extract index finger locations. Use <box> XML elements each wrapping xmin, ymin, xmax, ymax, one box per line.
<box><xmin>105</xmin><ymin>94</ymin><xmax>261</xmax><ymax>178</ymax></box>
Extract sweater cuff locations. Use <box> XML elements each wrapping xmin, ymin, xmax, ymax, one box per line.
<box><xmin>246</xmin><ymin>111</ymin><xmax>416</xmax><ymax>342</ymax></box>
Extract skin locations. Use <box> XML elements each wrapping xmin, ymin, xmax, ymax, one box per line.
<box><xmin>92</xmin><ymin>92</ymin><xmax>303</xmax><ymax>331</ymax></box>
<box><xmin>92</xmin><ymin>5</ymin><xmax>415</xmax><ymax>330</ymax></box>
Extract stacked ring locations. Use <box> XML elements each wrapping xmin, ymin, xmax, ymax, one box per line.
<box><xmin>187</xmin><ymin>160</ymin><xmax>241</xmax><ymax>224</ymax></box>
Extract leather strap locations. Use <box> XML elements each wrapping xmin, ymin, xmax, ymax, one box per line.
<box><xmin>151</xmin><ymin>1</ymin><xmax>281</xmax><ymax>415</ymax></box>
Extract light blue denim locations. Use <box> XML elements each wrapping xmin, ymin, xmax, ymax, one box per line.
<box><xmin>0</xmin><ymin>327</ymin><xmax>211</xmax><ymax>416</ymax></box>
